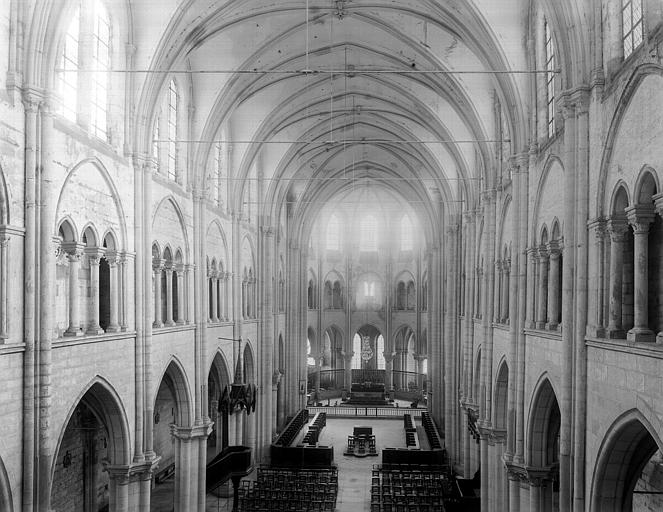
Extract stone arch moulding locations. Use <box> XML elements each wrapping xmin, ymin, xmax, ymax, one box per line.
<box><xmin>57</xmin><ymin>216</ymin><xmax>78</xmax><ymax>242</ymax></box>
<box><xmin>526</xmin><ymin>374</ymin><xmax>561</xmax><ymax>468</ymax></box>
<box><xmin>590</xmin><ymin>408</ymin><xmax>663</xmax><ymax>512</ymax></box>
<box><xmin>55</xmin><ymin>158</ymin><xmax>128</xmax><ymax>248</ymax></box>
<box><xmin>206</xmin><ymin>219</ymin><xmax>230</xmax><ymax>265</ymax></box>
<box><xmin>633</xmin><ymin>165</ymin><xmax>660</xmax><ymax>204</ymax></box>
<box><xmin>608</xmin><ymin>180</ymin><xmax>631</xmax><ymax>215</ymax></box>
<box><xmin>81</xmin><ymin>223</ymin><xmax>101</xmax><ymax>247</ymax></box>
<box><xmin>0</xmin><ymin>451</ymin><xmax>13</xmax><ymax>512</ymax></box>
<box><xmin>0</xmin><ymin>163</ymin><xmax>10</xmax><ymax>225</ymax></box>
<box><xmin>154</xmin><ymin>357</ymin><xmax>194</xmax><ymax>428</ymax></box>
<box><xmin>49</xmin><ymin>376</ymin><xmax>132</xmax><ymax>488</ymax></box>
<box><xmin>596</xmin><ymin>63</ymin><xmax>663</xmax><ymax>217</ymax></box>
<box><xmin>209</xmin><ymin>349</ymin><xmax>232</xmax><ymax>387</ymax></box>
<box><xmin>323</xmin><ymin>324</ymin><xmax>346</xmax><ymax>342</ymax></box>
<box><xmin>531</xmin><ymin>154</ymin><xmax>564</xmax><ymax>243</ymax></box>
<box><xmin>152</xmin><ymin>195</ymin><xmax>190</xmax><ymax>261</ymax></box>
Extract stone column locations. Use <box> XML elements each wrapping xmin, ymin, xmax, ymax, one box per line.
<box><xmin>501</xmin><ymin>260</ymin><xmax>510</xmax><ymax>323</ymax></box>
<box><xmin>525</xmin><ymin>248</ymin><xmax>537</xmax><ymax>329</ymax></box>
<box><xmin>0</xmin><ymin>234</ymin><xmax>8</xmax><ymax>340</ymax></box>
<box><xmin>170</xmin><ymin>424</ymin><xmax>212</xmax><ymax>512</ymax></box>
<box><xmin>153</xmin><ymin>259</ymin><xmax>164</xmax><ymax>328</ymax></box>
<box><xmin>63</xmin><ymin>243</ymin><xmax>85</xmax><ymax>336</ymax></box>
<box><xmin>107</xmin><ymin>467</ymin><xmax>130</xmax><ymax>512</ymax></box>
<box><xmin>119</xmin><ymin>252</ymin><xmax>131</xmax><ymax>331</ymax></box>
<box><xmin>185</xmin><ymin>264</ymin><xmax>194</xmax><ymax>324</ymax></box>
<box><xmin>86</xmin><ymin>248</ymin><xmax>105</xmax><ymax>334</ymax></box>
<box><xmin>414</xmin><ymin>354</ymin><xmax>426</xmax><ymax>392</ymax></box>
<box><xmin>165</xmin><ymin>267</ymin><xmax>175</xmax><ymax>326</ymax></box>
<box><xmin>224</xmin><ymin>272</ymin><xmax>231</xmax><ymax>320</ymax></box>
<box><xmin>529</xmin><ymin>478</ymin><xmax>543</xmax><ymax>511</ymax></box>
<box><xmin>535</xmin><ymin>247</ymin><xmax>549</xmax><ymax>330</ymax></box>
<box><xmin>626</xmin><ymin>205</ymin><xmax>655</xmax><ymax>342</ymax></box>
<box><xmin>546</xmin><ymin>242</ymin><xmax>561</xmax><ymax>330</ymax></box>
<box><xmin>211</xmin><ymin>272</ymin><xmax>219</xmax><ymax>322</ymax></box>
<box><xmin>314</xmin><ymin>354</ymin><xmax>322</xmax><ymax>401</ymax></box>
<box><xmin>175</xmin><ymin>264</ymin><xmax>185</xmax><ymax>324</ymax></box>
<box><xmin>383</xmin><ymin>352</ymin><xmax>394</xmax><ymax>398</ymax></box>
<box><xmin>106</xmin><ymin>252</ymin><xmax>121</xmax><ymax>332</ymax></box>
<box><xmin>653</xmin><ymin>193</ymin><xmax>663</xmax><ymax>343</ymax></box>
<box><xmin>493</xmin><ymin>260</ymin><xmax>502</xmax><ymax>323</ymax></box>
<box><xmin>607</xmin><ymin>219</ymin><xmax>628</xmax><ymax>337</ymax></box>
<box><xmin>344</xmin><ymin>353</ymin><xmax>354</xmax><ymax>393</ymax></box>
<box><xmin>587</xmin><ymin>219</ymin><xmax>607</xmax><ymax>337</ymax></box>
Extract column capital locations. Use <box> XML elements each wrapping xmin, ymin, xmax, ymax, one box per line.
<box><xmin>170</xmin><ymin>422</ymin><xmax>213</xmax><ymax>440</ymax></box>
<box><xmin>105</xmin><ymin>250</ymin><xmax>121</xmax><ymax>265</ymax></box>
<box><xmin>382</xmin><ymin>352</ymin><xmax>395</xmax><ymax>363</ymax></box>
<box><xmin>537</xmin><ymin>246</ymin><xmax>549</xmax><ymax>259</ymax></box>
<box><xmin>653</xmin><ymin>192</ymin><xmax>663</xmax><ymax>216</ymax></box>
<box><xmin>606</xmin><ymin>217</ymin><xmax>629</xmax><ymax>240</ymax></box>
<box><xmin>62</xmin><ymin>242</ymin><xmax>85</xmax><ymax>261</ymax></box>
<box><xmin>343</xmin><ymin>352</ymin><xmax>354</xmax><ymax>363</ymax></box>
<box><xmin>547</xmin><ymin>240</ymin><xmax>561</xmax><ymax>257</ymax></box>
<box><xmin>625</xmin><ymin>204</ymin><xmax>656</xmax><ymax>234</ymax></box>
<box><xmin>152</xmin><ymin>258</ymin><xmax>165</xmax><ymax>272</ymax></box>
<box><xmin>174</xmin><ymin>263</ymin><xmax>185</xmax><ymax>273</ymax></box>
<box><xmin>85</xmin><ymin>247</ymin><xmax>105</xmax><ymax>264</ymax></box>
<box><xmin>588</xmin><ymin>217</ymin><xmax>607</xmax><ymax>240</ymax></box>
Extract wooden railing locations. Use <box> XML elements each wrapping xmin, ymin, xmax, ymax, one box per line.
<box><xmin>307</xmin><ymin>406</ymin><xmax>424</xmax><ymax>418</ymax></box>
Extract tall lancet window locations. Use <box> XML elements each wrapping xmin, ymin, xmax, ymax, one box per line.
<box><xmin>622</xmin><ymin>0</ymin><xmax>644</xmax><ymax>58</ymax></box>
<box><xmin>59</xmin><ymin>7</ymin><xmax>80</xmax><ymax>121</ymax></box>
<box><xmin>327</xmin><ymin>214</ymin><xmax>340</xmax><ymax>251</ymax></box>
<box><xmin>360</xmin><ymin>215</ymin><xmax>378</xmax><ymax>252</ymax></box>
<box><xmin>544</xmin><ymin>18</ymin><xmax>556</xmax><ymax>138</ymax></box>
<box><xmin>167</xmin><ymin>80</ymin><xmax>178</xmax><ymax>181</ymax></box>
<box><xmin>90</xmin><ymin>0</ymin><xmax>110</xmax><ymax>139</ymax></box>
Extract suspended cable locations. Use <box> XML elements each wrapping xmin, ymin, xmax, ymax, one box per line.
<box><xmin>152</xmin><ymin>139</ymin><xmax>510</xmax><ymax>144</ymax></box>
<box><xmin>56</xmin><ymin>68</ymin><xmax>561</xmax><ymax>75</ymax></box>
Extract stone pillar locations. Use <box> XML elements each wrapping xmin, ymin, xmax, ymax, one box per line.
<box><xmin>525</xmin><ymin>248</ymin><xmax>537</xmax><ymax>329</ymax></box>
<box><xmin>119</xmin><ymin>252</ymin><xmax>131</xmax><ymax>331</ymax></box>
<box><xmin>529</xmin><ymin>478</ymin><xmax>542</xmax><ymax>511</ymax></box>
<box><xmin>211</xmin><ymin>272</ymin><xmax>219</xmax><ymax>322</ymax></box>
<box><xmin>86</xmin><ymin>248</ymin><xmax>105</xmax><ymax>334</ymax></box>
<box><xmin>654</xmin><ymin>194</ymin><xmax>663</xmax><ymax>343</ymax></box>
<box><xmin>165</xmin><ymin>267</ymin><xmax>175</xmax><ymax>326</ymax></box>
<box><xmin>501</xmin><ymin>260</ymin><xmax>510</xmax><ymax>323</ymax></box>
<box><xmin>493</xmin><ymin>260</ymin><xmax>502</xmax><ymax>323</ymax></box>
<box><xmin>63</xmin><ymin>243</ymin><xmax>85</xmax><ymax>336</ymax></box>
<box><xmin>175</xmin><ymin>264</ymin><xmax>185</xmax><ymax>324</ymax></box>
<box><xmin>171</xmin><ymin>424</ymin><xmax>212</xmax><ymax>512</ymax></box>
<box><xmin>626</xmin><ymin>205</ymin><xmax>655</xmax><ymax>342</ymax></box>
<box><xmin>607</xmin><ymin>219</ymin><xmax>628</xmax><ymax>338</ymax></box>
<box><xmin>314</xmin><ymin>355</ymin><xmax>322</xmax><ymax>401</ymax></box>
<box><xmin>587</xmin><ymin>219</ymin><xmax>607</xmax><ymax>337</ymax></box>
<box><xmin>185</xmin><ymin>264</ymin><xmax>194</xmax><ymax>323</ymax></box>
<box><xmin>344</xmin><ymin>353</ymin><xmax>354</xmax><ymax>393</ymax></box>
<box><xmin>535</xmin><ymin>247</ymin><xmax>548</xmax><ymax>330</ymax></box>
<box><xmin>383</xmin><ymin>352</ymin><xmax>394</xmax><ymax>397</ymax></box>
<box><xmin>106</xmin><ymin>252</ymin><xmax>121</xmax><ymax>332</ymax></box>
<box><xmin>153</xmin><ymin>259</ymin><xmax>164</xmax><ymax>327</ymax></box>
<box><xmin>546</xmin><ymin>242</ymin><xmax>561</xmax><ymax>330</ymax></box>
<box><xmin>107</xmin><ymin>467</ymin><xmax>130</xmax><ymax>512</ymax></box>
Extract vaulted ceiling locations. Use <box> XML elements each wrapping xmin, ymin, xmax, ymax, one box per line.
<box><xmin>134</xmin><ymin>0</ymin><xmax>532</xmax><ymax>242</ymax></box>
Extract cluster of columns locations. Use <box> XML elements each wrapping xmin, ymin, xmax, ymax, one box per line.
<box><xmin>591</xmin><ymin>196</ymin><xmax>663</xmax><ymax>343</ymax></box>
<box><xmin>60</xmin><ymin>242</ymin><xmax>132</xmax><ymax>336</ymax></box>
<box><xmin>153</xmin><ymin>259</ymin><xmax>190</xmax><ymax>327</ymax></box>
<box><xmin>494</xmin><ymin>258</ymin><xmax>511</xmax><ymax>324</ymax></box>
<box><xmin>242</xmin><ymin>273</ymin><xmax>257</xmax><ymax>319</ymax></box>
<box><xmin>208</xmin><ymin>269</ymin><xmax>230</xmax><ymax>322</ymax></box>
<box><xmin>527</xmin><ymin>241</ymin><xmax>563</xmax><ymax>331</ymax></box>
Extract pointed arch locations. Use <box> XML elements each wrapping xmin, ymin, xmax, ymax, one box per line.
<box><xmin>154</xmin><ymin>357</ymin><xmax>193</xmax><ymax>427</ymax></box>
<box><xmin>56</xmin><ymin>157</ymin><xmax>128</xmax><ymax>248</ymax></box>
<box><xmin>591</xmin><ymin>409</ymin><xmax>663</xmax><ymax>512</ymax></box>
<box><xmin>152</xmin><ymin>195</ymin><xmax>190</xmax><ymax>262</ymax></box>
<box><xmin>51</xmin><ymin>376</ymin><xmax>132</xmax><ymax>490</ymax></box>
<box><xmin>493</xmin><ymin>360</ymin><xmax>509</xmax><ymax>430</ymax></box>
<box><xmin>633</xmin><ymin>165</ymin><xmax>659</xmax><ymax>204</ymax></box>
<box><xmin>243</xmin><ymin>341</ymin><xmax>255</xmax><ymax>383</ymax></box>
<box><xmin>527</xmin><ymin>375</ymin><xmax>560</xmax><ymax>467</ymax></box>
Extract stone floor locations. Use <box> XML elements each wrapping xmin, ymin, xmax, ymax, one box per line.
<box><xmin>151</xmin><ymin>416</ymin><xmax>407</xmax><ymax>511</ymax></box>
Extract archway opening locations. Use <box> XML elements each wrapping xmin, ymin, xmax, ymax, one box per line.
<box><xmin>51</xmin><ymin>382</ymin><xmax>129</xmax><ymax>512</ymax></box>
<box><xmin>593</xmin><ymin>416</ymin><xmax>663</xmax><ymax>512</ymax></box>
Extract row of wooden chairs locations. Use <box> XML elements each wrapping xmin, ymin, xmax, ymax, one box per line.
<box><xmin>421</xmin><ymin>412</ymin><xmax>443</xmax><ymax>449</ymax></box>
